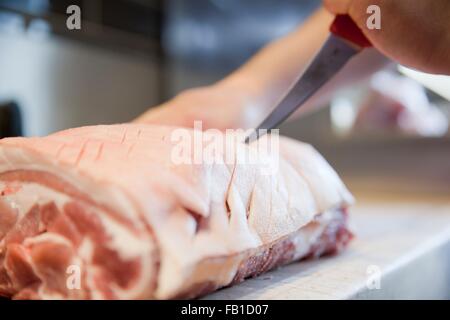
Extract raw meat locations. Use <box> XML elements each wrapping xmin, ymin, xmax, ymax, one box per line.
<box><xmin>0</xmin><ymin>124</ymin><xmax>353</xmax><ymax>299</ymax></box>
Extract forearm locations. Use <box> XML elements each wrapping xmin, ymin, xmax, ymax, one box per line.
<box><xmin>217</xmin><ymin>7</ymin><xmax>391</xmax><ymax>122</ymax></box>
<box><xmin>220</xmin><ymin>9</ymin><xmax>333</xmax><ymax>104</ymax></box>
<box><xmin>137</xmin><ymin>7</ymin><xmax>392</xmax><ymax>131</ymax></box>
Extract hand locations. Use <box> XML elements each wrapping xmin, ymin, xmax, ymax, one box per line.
<box><xmin>324</xmin><ymin>0</ymin><xmax>450</xmax><ymax>74</ymax></box>
<box><xmin>134</xmin><ymin>83</ymin><xmax>263</xmax><ymax>131</ymax></box>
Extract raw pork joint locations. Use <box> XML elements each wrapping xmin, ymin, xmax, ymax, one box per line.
<box><xmin>0</xmin><ymin>124</ymin><xmax>353</xmax><ymax>299</ymax></box>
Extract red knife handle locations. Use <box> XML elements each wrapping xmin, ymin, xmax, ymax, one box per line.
<box><xmin>330</xmin><ymin>14</ymin><xmax>372</xmax><ymax>48</ymax></box>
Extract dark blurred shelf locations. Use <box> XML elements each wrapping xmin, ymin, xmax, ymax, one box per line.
<box><xmin>0</xmin><ymin>0</ymin><xmax>164</xmax><ymax>57</ymax></box>
<box><xmin>0</xmin><ymin>101</ymin><xmax>22</xmax><ymax>138</ymax></box>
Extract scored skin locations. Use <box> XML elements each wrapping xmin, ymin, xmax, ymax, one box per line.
<box><xmin>0</xmin><ymin>124</ymin><xmax>353</xmax><ymax>299</ymax></box>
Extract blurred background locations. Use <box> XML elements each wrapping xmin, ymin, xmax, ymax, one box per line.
<box><xmin>0</xmin><ymin>0</ymin><xmax>449</xmax><ymax>195</ymax></box>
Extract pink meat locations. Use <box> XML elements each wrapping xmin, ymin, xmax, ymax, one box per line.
<box><xmin>0</xmin><ymin>124</ymin><xmax>353</xmax><ymax>299</ymax></box>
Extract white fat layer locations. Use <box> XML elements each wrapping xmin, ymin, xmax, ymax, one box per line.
<box><xmin>0</xmin><ymin>181</ymin><xmax>70</xmax><ymax>221</ymax></box>
<box><xmin>78</xmin><ymin>238</ymin><xmax>94</xmax><ymax>263</ymax></box>
<box><xmin>24</xmin><ymin>232</ymin><xmax>73</xmax><ymax>247</ymax></box>
<box><xmin>96</xmin><ymin>210</ymin><xmax>152</xmax><ymax>260</ymax></box>
<box><xmin>0</xmin><ymin>147</ymin><xmax>140</xmax><ymax>229</ymax></box>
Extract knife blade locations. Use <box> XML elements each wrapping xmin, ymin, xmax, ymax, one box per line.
<box><xmin>245</xmin><ymin>15</ymin><xmax>372</xmax><ymax>144</ymax></box>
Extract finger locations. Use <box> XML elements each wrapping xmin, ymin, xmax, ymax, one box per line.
<box><xmin>324</xmin><ymin>0</ymin><xmax>380</xmax><ymax>38</ymax></box>
<box><xmin>323</xmin><ymin>0</ymin><xmax>353</xmax><ymax>14</ymax></box>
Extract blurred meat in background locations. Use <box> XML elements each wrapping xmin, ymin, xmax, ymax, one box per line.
<box><xmin>331</xmin><ymin>70</ymin><xmax>448</xmax><ymax>138</ymax></box>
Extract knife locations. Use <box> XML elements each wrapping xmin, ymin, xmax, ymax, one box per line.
<box><xmin>245</xmin><ymin>14</ymin><xmax>372</xmax><ymax>144</ymax></box>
